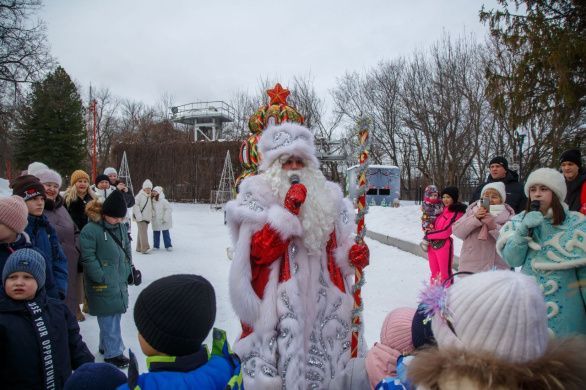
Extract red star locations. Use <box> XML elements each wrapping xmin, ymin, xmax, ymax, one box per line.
<box><xmin>267</xmin><ymin>83</ymin><xmax>290</xmax><ymax>105</ymax></box>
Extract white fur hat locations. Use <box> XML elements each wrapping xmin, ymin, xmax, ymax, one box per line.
<box><xmin>258</xmin><ymin>122</ymin><xmax>319</xmax><ymax>171</ymax></box>
<box><xmin>35</xmin><ymin>168</ymin><xmax>62</xmax><ymax>188</ymax></box>
<box><xmin>27</xmin><ymin>162</ymin><xmax>48</xmax><ymax>176</ymax></box>
<box><xmin>142</xmin><ymin>179</ymin><xmax>153</xmax><ymax>190</ymax></box>
<box><xmin>481</xmin><ymin>181</ymin><xmax>506</xmax><ymax>202</ymax></box>
<box><xmin>431</xmin><ymin>270</ymin><xmax>549</xmax><ymax>364</ymax></box>
<box><xmin>524</xmin><ymin>167</ymin><xmax>567</xmax><ymax>202</ymax></box>
<box><xmin>104</xmin><ymin>167</ymin><xmax>117</xmax><ymax>176</ymax></box>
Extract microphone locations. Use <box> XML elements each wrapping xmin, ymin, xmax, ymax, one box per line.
<box><xmin>289</xmin><ymin>174</ymin><xmax>300</xmax><ymax>185</ymax></box>
<box><xmin>527</xmin><ymin>200</ymin><xmax>540</xmax><ymax>237</ymax></box>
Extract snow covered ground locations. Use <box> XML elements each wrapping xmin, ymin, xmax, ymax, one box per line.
<box><xmin>80</xmin><ymin>203</ymin><xmax>431</xmax><ymax>372</ymax></box>
<box><xmin>1</xmin><ymin>176</ymin><xmax>431</xmax><ymax>373</ymax></box>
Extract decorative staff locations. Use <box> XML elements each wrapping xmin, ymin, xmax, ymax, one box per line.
<box><xmin>351</xmin><ymin>117</ymin><xmax>370</xmax><ymax>358</ymax></box>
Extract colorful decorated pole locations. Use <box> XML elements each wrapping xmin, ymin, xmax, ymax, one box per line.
<box><xmin>351</xmin><ymin>117</ymin><xmax>370</xmax><ymax>358</ymax></box>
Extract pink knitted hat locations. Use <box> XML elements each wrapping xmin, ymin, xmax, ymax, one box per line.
<box><xmin>381</xmin><ymin>307</ymin><xmax>416</xmax><ymax>353</ymax></box>
<box><xmin>365</xmin><ymin>307</ymin><xmax>416</xmax><ymax>387</ymax></box>
<box><xmin>0</xmin><ymin>195</ymin><xmax>29</xmax><ymax>234</ymax></box>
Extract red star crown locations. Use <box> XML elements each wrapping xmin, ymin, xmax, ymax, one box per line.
<box><xmin>267</xmin><ymin>83</ymin><xmax>290</xmax><ymax>105</ymax></box>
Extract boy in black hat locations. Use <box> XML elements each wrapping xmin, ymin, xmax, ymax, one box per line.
<box><xmin>118</xmin><ymin>274</ymin><xmax>243</xmax><ymax>390</ymax></box>
<box><xmin>0</xmin><ymin>249</ymin><xmax>94</xmax><ymax>388</ymax></box>
<box><xmin>559</xmin><ymin>149</ymin><xmax>586</xmax><ymax>213</ymax></box>
<box><xmin>90</xmin><ymin>173</ymin><xmax>116</xmax><ymax>201</ymax></box>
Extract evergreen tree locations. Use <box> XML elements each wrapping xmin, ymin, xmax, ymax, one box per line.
<box><xmin>480</xmin><ymin>1</ymin><xmax>586</xmax><ymax>129</ymax></box>
<box><xmin>15</xmin><ymin>66</ymin><xmax>86</xmax><ymax>175</ymax></box>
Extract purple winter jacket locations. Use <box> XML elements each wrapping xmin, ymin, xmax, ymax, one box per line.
<box><xmin>453</xmin><ymin>200</ymin><xmax>515</xmax><ymax>273</ymax></box>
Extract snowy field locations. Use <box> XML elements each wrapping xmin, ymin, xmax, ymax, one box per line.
<box><xmin>84</xmin><ymin>203</ymin><xmax>431</xmax><ymax>372</ymax></box>
<box><xmin>1</xmin><ymin>178</ymin><xmax>431</xmax><ymax>373</ymax></box>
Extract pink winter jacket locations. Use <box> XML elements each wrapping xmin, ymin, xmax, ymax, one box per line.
<box><xmin>425</xmin><ymin>206</ymin><xmax>465</xmax><ymax>241</ymax></box>
<box><xmin>453</xmin><ymin>201</ymin><xmax>515</xmax><ymax>273</ymax></box>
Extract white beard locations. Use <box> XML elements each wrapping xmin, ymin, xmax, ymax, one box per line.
<box><xmin>265</xmin><ymin>163</ymin><xmax>337</xmax><ymax>254</ymax></box>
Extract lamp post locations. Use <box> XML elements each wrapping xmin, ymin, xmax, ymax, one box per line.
<box><xmin>516</xmin><ymin>128</ymin><xmax>527</xmax><ymax>180</ymax></box>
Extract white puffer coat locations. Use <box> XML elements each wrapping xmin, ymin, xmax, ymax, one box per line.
<box><xmin>152</xmin><ymin>186</ymin><xmax>172</xmax><ymax>231</ymax></box>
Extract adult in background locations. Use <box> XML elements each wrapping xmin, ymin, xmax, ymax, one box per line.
<box><xmin>560</xmin><ymin>149</ymin><xmax>586</xmax><ymax>214</ymax></box>
<box><xmin>11</xmin><ymin>175</ymin><xmax>68</xmax><ymax>300</ymax></box>
<box><xmin>36</xmin><ymin>168</ymin><xmax>84</xmax><ymax>320</ymax></box>
<box><xmin>64</xmin><ymin>170</ymin><xmax>96</xmax><ymax>231</ymax></box>
<box><xmin>470</xmin><ymin>156</ymin><xmax>527</xmax><ymax>214</ymax></box>
<box><xmin>497</xmin><ymin>168</ymin><xmax>586</xmax><ymax>336</ymax></box>
<box><xmin>133</xmin><ymin>179</ymin><xmax>153</xmax><ymax>254</ymax></box>
<box><xmin>151</xmin><ymin>186</ymin><xmax>173</xmax><ymax>251</ymax></box>
<box><xmin>104</xmin><ymin>167</ymin><xmax>135</xmax><ymax>209</ymax></box>
<box><xmin>90</xmin><ymin>174</ymin><xmax>115</xmax><ymax>201</ymax></box>
<box><xmin>226</xmin><ymin>122</ymin><xmax>369</xmax><ymax>389</ymax></box>
<box><xmin>453</xmin><ymin>182</ymin><xmax>514</xmax><ymax>274</ymax></box>
<box><xmin>80</xmin><ymin>190</ymin><xmax>132</xmax><ymax>368</ymax></box>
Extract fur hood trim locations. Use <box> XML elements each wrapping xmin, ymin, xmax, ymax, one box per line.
<box><xmin>408</xmin><ymin>337</ymin><xmax>586</xmax><ymax>390</ymax></box>
<box><xmin>85</xmin><ymin>199</ymin><xmax>103</xmax><ymax>222</ymax></box>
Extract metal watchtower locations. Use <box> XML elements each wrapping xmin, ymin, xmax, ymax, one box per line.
<box><xmin>170</xmin><ymin>101</ymin><xmax>235</xmax><ymax>141</ymax></box>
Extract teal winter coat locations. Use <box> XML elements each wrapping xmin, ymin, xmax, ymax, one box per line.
<box><xmin>79</xmin><ymin>202</ymin><xmax>131</xmax><ymax>316</ymax></box>
<box><xmin>497</xmin><ymin>208</ymin><xmax>586</xmax><ymax>336</ymax></box>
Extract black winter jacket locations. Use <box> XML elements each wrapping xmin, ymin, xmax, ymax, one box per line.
<box><xmin>0</xmin><ymin>289</ymin><xmax>94</xmax><ymax>389</ymax></box>
<box><xmin>65</xmin><ymin>193</ymin><xmax>94</xmax><ymax>231</ymax></box>
<box><xmin>565</xmin><ymin>170</ymin><xmax>586</xmax><ymax>212</ymax></box>
<box><xmin>471</xmin><ymin>170</ymin><xmax>527</xmax><ymax>214</ymax></box>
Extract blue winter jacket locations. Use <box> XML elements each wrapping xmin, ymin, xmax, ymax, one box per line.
<box><xmin>0</xmin><ymin>233</ymin><xmax>59</xmax><ymax>299</ymax></box>
<box><xmin>118</xmin><ymin>329</ymin><xmax>242</xmax><ymax>390</ymax></box>
<box><xmin>498</xmin><ymin>208</ymin><xmax>586</xmax><ymax>336</ymax></box>
<box><xmin>25</xmin><ymin>214</ymin><xmax>69</xmax><ymax>298</ymax></box>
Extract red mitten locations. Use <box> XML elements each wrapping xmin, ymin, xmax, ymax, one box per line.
<box><xmin>284</xmin><ymin>183</ymin><xmax>307</xmax><ymax>215</ymax></box>
<box><xmin>349</xmin><ymin>243</ymin><xmax>369</xmax><ymax>269</ymax></box>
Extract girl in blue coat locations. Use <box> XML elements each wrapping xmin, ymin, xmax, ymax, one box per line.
<box><xmin>0</xmin><ymin>249</ymin><xmax>93</xmax><ymax>389</ymax></box>
<box><xmin>498</xmin><ymin>168</ymin><xmax>586</xmax><ymax>336</ymax></box>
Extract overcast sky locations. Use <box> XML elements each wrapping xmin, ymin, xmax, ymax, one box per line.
<box><xmin>40</xmin><ymin>0</ymin><xmax>497</xmax><ymax>109</ymax></box>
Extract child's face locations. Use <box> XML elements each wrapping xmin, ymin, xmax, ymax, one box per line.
<box><xmin>529</xmin><ymin>184</ymin><xmax>553</xmax><ymax>212</ymax></box>
<box><xmin>26</xmin><ymin>195</ymin><xmax>45</xmax><ymax>216</ymax></box>
<box><xmin>104</xmin><ymin>215</ymin><xmax>124</xmax><ymax>225</ymax></box>
<box><xmin>4</xmin><ymin>272</ymin><xmax>38</xmax><ymax>300</ymax></box>
<box><xmin>0</xmin><ymin>223</ymin><xmax>18</xmax><ymax>243</ymax></box>
<box><xmin>97</xmin><ymin>180</ymin><xmax>110</xmax><ymax>190</ymax></box>
<box><xmin>428</xmin><ymin>193</ymin><xmax>438</xmax><ymax>200</ymax></box>
<box><xmin>442</xmin><ymin>194</ymin><xmax>454</xmax><ymax>207</ymax></box>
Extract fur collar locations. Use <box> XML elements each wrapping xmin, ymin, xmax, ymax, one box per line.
<box><xmin>85</xmin><ymin>199</ymin><xmax>103</xmax><ymax>222</ymax></box>
<box><xmin>408</xmin><ymin>337</ymin><xmax>586</xmax><ymax>390</ymax></box>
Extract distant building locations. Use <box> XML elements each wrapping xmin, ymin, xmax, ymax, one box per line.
<box><xmin>347</xmin><ymin>165</ymin><xmax>400</xmax><ymax>206</ymax></box>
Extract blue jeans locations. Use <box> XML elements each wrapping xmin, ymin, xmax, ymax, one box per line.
<box><xmin>97</xmin><ymin>314</ymin><xmax>125</xmax><ymax>358</ymax></box>
<box><xmin>153</xmin><ymin>230</ymin><xmax>172</xmax><ymax>248</ymax></box>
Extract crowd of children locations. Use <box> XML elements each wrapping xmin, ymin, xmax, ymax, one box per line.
<box><xmin>1</xmin><ymin>155</ymin><xmax>586</xmax><ymax>389</ymax></box>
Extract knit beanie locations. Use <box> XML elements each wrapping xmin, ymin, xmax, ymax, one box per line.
<box><xmin>365</xmin><ymin>307</ymin><xmax>417</xmax><ymax>387</ymax></box>
<box><xmin>102</xmin><ymin>190</ymin><xmax>127</xmax><ymax>218</ymax></box>
<box><xmin>10</xmin><ymin>175</ymin><xmax>46</xmax><ymax>201</ymax></box>
<box><xmin>0</xmin><ymin>195</ymin><xmax>29</xmax><ymax>233</ymax></box>
<box><xmin>95</xmin><ymin>174</ymin><xmax>110</xmax><ymax>186</ymax></box>
<box><xmin>440</xmin><ymin>186</ymin><xmax>459</xmax><ymax>203</ymax></box>
<box><xmin>64</xmin><ymin>362</ymin><xmax>127</xmax><ymax>390</ymax></box>
<box><xmin>134</xmin><ymin>274</ymin><xmax>216</xmax><ymax>356</ymax></box>
<box><xmin>27</xmin><ymin>162</ymin><xmax>48</xmax><ymax>176</ymax></box>
<box><xmin>489</xmin><ymin>156</ymin><xmax>509</xmax><ymax>170</ymax></box>
<box><xmin>142</xmin><ymin>179</ymin><xmax>153</xmax><ymax>190</ymax></box>
<box><xmin>35</xmin><ymin>168</ymin><xmax>63</xmax><ymax>188</ymax></box>
<box><xmin>431</xmin><ymin>270</ymin><xmax>549</xmax><ymax>364</ymax></box>
<box><xmin>412</xmin><ymin>304</ymin><xmax>435</xmax><ymax>349</ymax></box>
<box><xmin>103</xmin><ymin>167</ymin><xmax>117</xmax><ymax>176</ymax></box>
<box><xmin>70</xmin><ymin>170</ymin><xmax>90</xmax><ymax>186</ymax></box>
<box><xmin>524</xmin><ymin>168</ymin><xmax>567</xmax><ymax>202</ymax></box>
<box><xmin>480</xmin><ymin>181</ymin><xmax>506</xmax><ymax>203</ymax></box>
<box><xmin>559</xmin><ymin>149</ymin><xmax>582</xmax><ymax>168</ymax></box>
<box><xmin>2</xmin><ymin>248</ymin><xmax>46</xmax><ymax>289</ymax></box>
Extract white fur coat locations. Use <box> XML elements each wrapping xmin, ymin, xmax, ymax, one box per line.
<box><xmin>225</xmin><ymin>174</ymin><xmax>361</xmax><ymax>389</ymax></box>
